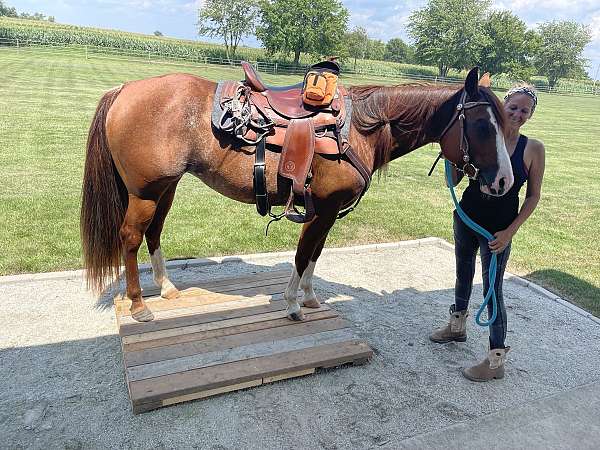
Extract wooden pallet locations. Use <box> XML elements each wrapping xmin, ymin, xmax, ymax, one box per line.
<box><xmin>114</xmin><ymin>270</ymin><xmax>373</xmax><ymax>413</ymax></box>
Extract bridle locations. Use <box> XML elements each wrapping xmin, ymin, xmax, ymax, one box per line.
<box><xmin>428</xmin><ymin>89</ymin><xmax>492</xmax><ymax>180</ymax></box>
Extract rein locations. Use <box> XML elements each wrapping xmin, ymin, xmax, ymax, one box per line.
<box><xmin>445</xmin><ymin>159</ymin><xmax>499</xmax><ymax>328</ymax></box>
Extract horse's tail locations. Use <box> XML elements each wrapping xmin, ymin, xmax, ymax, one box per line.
<box><xmin>80</xmin><ymin>85</ymin><xmax>127</xmax><ymax>293</ymax></box>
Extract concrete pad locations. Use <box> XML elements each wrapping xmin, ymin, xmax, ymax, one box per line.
<box><xmin>1</xmin><ymin>239</ymin><xmax>599</xmax><ymax>449</ymax></box>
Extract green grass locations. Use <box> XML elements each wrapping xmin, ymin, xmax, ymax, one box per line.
<box><xmin>1</xmin><ymin>47</ymin><xmax>599</xmax><ymax>317</ymax></box>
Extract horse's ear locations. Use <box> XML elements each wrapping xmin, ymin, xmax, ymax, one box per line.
<box><xmin>479</xmin><ymin>72</ymin><xmax>491</xmax><ymax>88</ymax></box>
<box><xmin>464</xmin><ymin>67</ymin><xmax>480</xmax><ymax>99</ymax></box>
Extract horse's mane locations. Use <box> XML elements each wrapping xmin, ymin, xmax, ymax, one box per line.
<box><xmin>349</xmin><ymin>83</ymin><xmax>506</xmax><ymax>170</ymax></box>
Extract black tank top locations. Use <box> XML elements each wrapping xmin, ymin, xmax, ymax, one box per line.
<box><xmin>458</xmin><ymin>135</ymin><xmax>529</xmax><ymax>233</ymax></box>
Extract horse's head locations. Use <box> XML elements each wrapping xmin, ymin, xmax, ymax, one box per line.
<box><xmin>439</xmin><ymin>68</ymin><xmax>514</xmax><ymax>196</ymax></box>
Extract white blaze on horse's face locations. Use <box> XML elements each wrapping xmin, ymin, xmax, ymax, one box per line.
<box><xmin>480</xmin><ymin>107</ymin><xmax>514</xmax><ymax>197</ymax></box>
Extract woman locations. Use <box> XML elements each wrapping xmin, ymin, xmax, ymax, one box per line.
<box><xmin>430</xmin><ymin>84</ymin><xmax>546</xmax><ymax>382</ymax></box>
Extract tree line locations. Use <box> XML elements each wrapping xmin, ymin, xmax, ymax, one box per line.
<box><xmin>0</xmin><ymin>0</ymin><xmax>54</xmax><ymax>23</ymax></box>
<box><xmin>198</xmin><ymin>0</ymin><xmax>592</xmax><ymax>87</ymax></box>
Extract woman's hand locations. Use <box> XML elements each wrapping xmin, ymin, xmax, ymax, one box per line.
<box><xmin>489</xmin><ymin>228</ymin><xmax>515</xmax><ymax>254</ymax></box>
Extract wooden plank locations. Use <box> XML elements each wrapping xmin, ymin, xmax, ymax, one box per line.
<box><xmin>162</xmin><ymin>379</ymin><xmax>263</xmax><ymax>406</ymax></box>
<box><xmin>129</xmin><ymin>340</ymin><xmax>372</xmax><ymax>406</ymax></box>
<box><xmin>117</xmin><ymin>283</ymin><xmax>288</xmax><ymax>317</ymax></box>
<box><xmin>127</xmin><ymin>328</ymin><xmax>358</xmax><ymax>382</ymax></box>
<box><xmin>118</xmin><ymin>296</ymin><xmax>285</xmax><ymax>334</ymax></box>
<box><xmin>118</xmin><ymin>278</ymin><xmax>289</xmax><ymax>309</ymax></box>
<box><xmin>119</xmin><ymin>301</ymin><xmax>294</xmax><ymax>337</ymax></box>
<box><xmin>140</xmin><ymin>270</ymin><xmax>291</xmax><ymax>298</ymax></box>
<box><xmin>121</xmin><ymin>304</ymin><xmax>332</xmax><ymax>345</ymax></box>
<box><xmin>137</xmin><ymin>368</ymin><xmax>315</xmax><ymax>412</ymax></box>
<box><xmin>151</xmin><ymin>275</ymin><xmax>290</xmax><ymax>297</ymax></box>
<box><xmin>124</xmin><ymin>308</ymin><xmax>337</xmax><ymax>352</ymax></box>
<box><xmin>263</xmin><ymin>368</ymin><xmax>315</xmax><ymax>383</ymax></box>
<box><xmin>125</xmin><ymin>317</ymin><xmax>351</xmax><ymax>367</ymax></box>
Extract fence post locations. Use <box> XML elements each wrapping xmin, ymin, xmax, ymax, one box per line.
<box><xmin>16</xmin><ymin>38</ymin><xmax>19</xmax><ymax>51</ymax></box>
<box><xmin>85</xmin><ymin>45</ymin><xmax>88</xmax><ymax>60</ymax></box>
<box><xmin>274</xmin><ymin>62</ymin><xmax>277</xmax><ymax>75</ymax></box>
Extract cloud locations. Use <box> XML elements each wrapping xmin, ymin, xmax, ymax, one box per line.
<box><xmin>88</xmin><ymin>0</ymin><xmax>198</xmax><ymax>14</ymax></box>
<box><xmin>342</xmin><ymin>0</ymin><xmax>417</xmax><ymax>42</ymax></box>
<box><xmin>590</xmin><ymin>14</ymin><xmax>600</xmax><ymax>42</ymax></box>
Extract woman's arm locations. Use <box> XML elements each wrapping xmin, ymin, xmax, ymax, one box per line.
<box><xmin>489</xmin><ymin>139</ymin><xmax>546</xmax><ymax>253</ymax></box>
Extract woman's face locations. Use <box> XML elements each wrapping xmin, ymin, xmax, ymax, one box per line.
<box><xmin>504</xmin><ymin>93</ymin><xmax>535</xmax><ymax>129</ymax></box>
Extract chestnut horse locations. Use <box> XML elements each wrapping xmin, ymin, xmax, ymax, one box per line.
<box><xmin>81</xmin><ymin>67</ymin><xmax>513</xmax><ymax>322</ymax></box>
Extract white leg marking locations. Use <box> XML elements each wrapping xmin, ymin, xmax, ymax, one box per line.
<box><xmin>299</xmin><ymin>261</ymin><xmax>319</xmax><ymax>306</ymax></box>
<box><xmin>150</xmin><ymin>248</ymin><xmax>178</xmax><ymax>298</ymax></box>
<box><xmin>482</xmin><ymin>107</ymin><xmax>514</xmax><ymax>196</ymax></box>
<box><xmin>284</xmin><ymin>265</ymin><xmax>302</xmax><ymax>316</ymax></box>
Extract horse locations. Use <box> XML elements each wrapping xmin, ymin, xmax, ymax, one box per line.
<box><xmin>80</xmin><ymin>67</ymin><xmax>513</xmax><ymax>322</ymax></box>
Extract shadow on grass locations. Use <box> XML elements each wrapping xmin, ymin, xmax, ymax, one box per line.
<box><xmin>526</xmin><ymin>269</ymin><xmax>600</xmax><ymax>318</ymax></box>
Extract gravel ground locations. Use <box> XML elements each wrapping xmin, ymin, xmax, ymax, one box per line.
<box><xmin>1</xmin><ymin>239</ymin><xmax>599</xmax><ymax>449</ymax></box>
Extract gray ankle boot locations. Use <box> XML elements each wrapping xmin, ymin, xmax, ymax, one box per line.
<box><xmin>462</xmin><ymin>347</ymin><xmax>511</xmax><ymax>382</ymax></box>
<box><xmin>429</xmin><ymin>305</ymin><xmax>469</xmax><ymax>343</ymax></box>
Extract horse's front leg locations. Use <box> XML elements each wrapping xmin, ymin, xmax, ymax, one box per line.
<box><xmin>285</xmin><ymin>212</ymin><xmax>337</xmax><ymax>321</ymax></box>
<box><xmin>120</xmin><ymin>195</ymin><xmax>157</xmax><ymax>322</ymax></box>
<box><xmin>299</xmin><ymin>236</ymin><xmax>327</xmax><ymax>308</ymax></box>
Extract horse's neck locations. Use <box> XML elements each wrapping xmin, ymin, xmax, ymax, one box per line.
<box><xmin>350</xmin><ymin>86</ymin><xmax>458</xmax><ymax>173</ymax></box>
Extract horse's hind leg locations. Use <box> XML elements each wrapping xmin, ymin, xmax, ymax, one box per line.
<box><xmin>120</xmin><ymin>195</ymin><xmax>157</xmax><ymax>322</ymax></box>
<box><xmin>285</xmin><ymin>211</ymin><xmax>337</xmax><ymax>321</ymax></box>
<box><xmin>145</xmin><ymin>182</ymin><xmax>179</xmax><ymax>299</ymax></box>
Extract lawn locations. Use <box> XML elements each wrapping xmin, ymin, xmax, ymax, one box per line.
<box><xmin>1</xmin><ymin>47</ymin><xmax>599</xmax><ymax>316</ymax></box>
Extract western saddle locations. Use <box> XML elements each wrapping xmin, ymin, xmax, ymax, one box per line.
<box><xmin>214</xmin><ymin>61</ymin><xmax>370</xmax><ymax>224</ymax></box>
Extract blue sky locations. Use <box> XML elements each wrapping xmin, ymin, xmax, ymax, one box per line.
<box><xmin>7</xmin><ymin>0</ymin><xmax>600</xmax><ymax>79</ymax></box>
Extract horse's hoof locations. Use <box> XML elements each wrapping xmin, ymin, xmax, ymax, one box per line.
<box><xmin>131</xmin><ymin>307</ymin><xmax>154</xmax><ymax>322</ymax></box>
<box><xmin>301</xmin><ymin>297</ymin><xmax>321</xmax><ymax>308</ymax></box>
<box><xmin>287</xmin><ymin>310</ymin><xmax>305</xmax><ymax>321</ymax></box>
<box><xmin>161</xmin><ymin>286</ymin><xmax>180</xmax><ymax>300</ymax></box>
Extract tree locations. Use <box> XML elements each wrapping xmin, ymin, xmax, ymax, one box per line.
<box><xmin>367</xmin><ymin>38</ymin><xmax>385</xmax><ymax>61</ymax></box>
<box><xmin>479</xmin><ymin>11</ymin><xmax>536</xmax><ymax>79</ymax></box>
<box><xmin>408</xmin><ymin>0</ymin><xmax>491</xmax><ymax>77</ymax></box>
<box><xmin>343</xmin><ymin>27</ymin><xmax>368</xmax><ymax>70</ymax></box>
<box><xmin>256</xmin><ymin>0</ymin><xmax>348</xmax><ymax>65</ymax></box>
<box><xmin>198</xmin><ymin>0</ymin><xmax>258</xmax><ymax>61</ymax></box>
<box><xmin>534</xmin><ymin>21</ymin><xmax>591</xmax><ymax>88</ymax></box>
<box><xmin>154</xmin><ymin>30</ymin><xmax>163</xmax><ymax>37</ymax></box>
<box><xmin>0</xmin><ymin>1</ymin><xmax>17</xmax><ymax>17</ymax></box>
<box><xmin>1</xmin><ymin>2</ymin><xmax>54</xmax><ymax>21</ymax></box>
<box><xmin>384</xmin><ymin>38</ymin><xmax>411</xmax><ymax>63</ymax></box>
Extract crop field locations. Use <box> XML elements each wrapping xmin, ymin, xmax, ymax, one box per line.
<box><xmin>0</xmin><ymin>46</ymin><xmax>599</xmax><ymax>315</ymax></box>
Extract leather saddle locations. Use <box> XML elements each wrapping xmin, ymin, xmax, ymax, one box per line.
<box><xmin>214</xmin><ymin>61</ymin><xmax>369</xmax><ymax>224</ymax></box>
<box><xmin>241</xmin><ymin>61</ymin><xmax>340</xmax><ymax>119</ymax></box>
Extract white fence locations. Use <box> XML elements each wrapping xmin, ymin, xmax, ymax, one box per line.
<box><xmin>1</xmin><ymin>37</ymin><xmax>598</xmax><ymax>96</ymax></box>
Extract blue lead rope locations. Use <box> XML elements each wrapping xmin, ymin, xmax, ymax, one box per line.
<box><xmin>445</xmin><ymin>160</ymin><xmax>497</xmax><ymax>327</ymax></box>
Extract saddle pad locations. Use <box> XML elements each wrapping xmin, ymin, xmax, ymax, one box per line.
<box><xmin>211</xmin><ymin>81</ymin><xmax>239</xmax><ymax>131</ymax></box>
<box><xmin>211</xmin><ymin>81</ymin><xmax>226</xmax><ymax>130</ymax></box>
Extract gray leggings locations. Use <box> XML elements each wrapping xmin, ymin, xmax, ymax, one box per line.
<box><xmin>453</xmin><ymin>211</ymin><xmax>511</xmax><ymax>349</ymax></box>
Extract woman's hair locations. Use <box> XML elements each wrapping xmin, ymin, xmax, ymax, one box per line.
<box><xmin>504</xmin><ymin>83</ymin><xmax>538</xmax><ymax>114</ymax></box>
